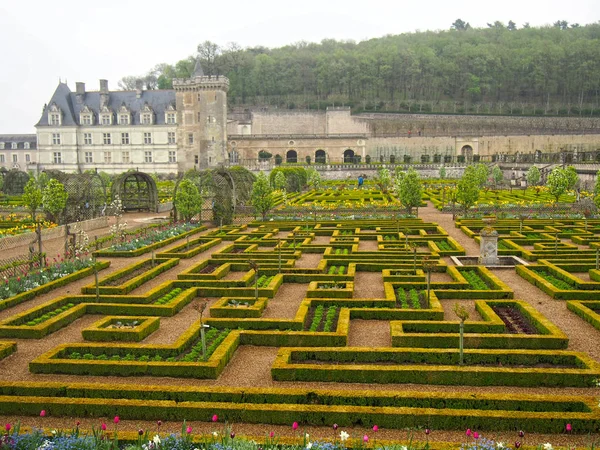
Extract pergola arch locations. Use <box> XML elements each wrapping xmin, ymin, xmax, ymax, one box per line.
<box><xmin>44</xmin><ymin>170</ymin><xmax>107</xmax><ymax>222</ymax></box>
<box><xmin>2</xmin><ymin>169</ymin><xmax>30</xmax><ymax>195</ymax></box>
<box><xmin>111</xmin><ymin>171</ymin><xmax>158</xmax><ymax>212</ymax></box>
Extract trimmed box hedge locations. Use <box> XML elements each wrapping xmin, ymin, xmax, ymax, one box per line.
<box><xmin>272</xmin><ymin>347</ymin><xmax>600</xmax><ymax>387</ymax></box>
<box><xmin>82</xmin><ymin>316</ymin><xmax>160</xmax><ymax>342</ymax></box>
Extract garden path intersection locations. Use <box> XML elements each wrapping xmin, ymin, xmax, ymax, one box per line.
<box><xmin>0</xmin><ymin>202</ymin><xmax>599</xmax><ymax>448</ymax></box>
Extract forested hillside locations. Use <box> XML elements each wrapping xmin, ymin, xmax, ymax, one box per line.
<box><xmin>121</xmin><ymin>21</ymin><xmax>600</xmax><ymax>116</ymax></box>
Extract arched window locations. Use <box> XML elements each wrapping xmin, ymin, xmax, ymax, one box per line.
<box><xmin>286</xmin><ymin>150</ymin><xmax>297</xmax><ymax>163</ymax></box>
<box><xmin>343</xmin><ymin>149</ymin><xmax>355</xmax><ymax>163</ymax></box>
<box><xmin>315</xmin><ymin>149</ymin><xmax>326</xmax><ymax>164</ymax></box>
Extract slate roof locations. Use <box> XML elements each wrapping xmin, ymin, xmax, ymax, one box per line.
<box><xmin>36</xmin><ymin>83</ymin><xmax>176</xmax><ymax>127</ymax></box>
<box><xmin>0</xmin><ymin>134</ymin><xmax>37</xmax><ymax>150</ymax></box>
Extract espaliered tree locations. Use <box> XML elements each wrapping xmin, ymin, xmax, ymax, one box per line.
<box><xmin>251</xmin><ymin>172</ymin><xmax>274</xmax><ymax>221</ymax></box>
<box><xmin>394</xmin><ymin>168</ymin><xmax>422</xmax><ymax>216</ymax></box>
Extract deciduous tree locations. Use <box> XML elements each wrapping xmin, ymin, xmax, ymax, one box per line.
<box><xmin>251</xmin><ymin>172</ymin><xmax>274</xmax><ymax>220</ymax></box>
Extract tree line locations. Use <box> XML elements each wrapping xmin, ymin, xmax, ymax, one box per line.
<box><xmin>121</xmin><ymin>21</ymin><xmax>600</xmax><ymax>116</ymax></box>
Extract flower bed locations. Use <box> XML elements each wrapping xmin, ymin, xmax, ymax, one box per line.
<box><xmin>81</xmin><ymin>316</ymin><xmax>160</xmax><ymax>342</ymax></box>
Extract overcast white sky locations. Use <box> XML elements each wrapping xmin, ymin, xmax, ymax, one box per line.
<box><xmin>1</xmin><ymin>0</ymin><xmax>598</xmax><ymax>134</ymax></box>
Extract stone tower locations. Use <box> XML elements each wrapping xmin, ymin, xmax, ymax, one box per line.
<box><xmin>173</xmin><ymin>60</ymin><xmax>229</xmax><ymax>171</ymax></box>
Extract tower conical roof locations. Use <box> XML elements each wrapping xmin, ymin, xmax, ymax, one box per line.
<box><xmin>193</xmin><ymin>59</ymin><xmax>204</xmax><ymax>77</ymax></box>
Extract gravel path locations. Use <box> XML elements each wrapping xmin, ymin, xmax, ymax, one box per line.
<box><xmin>1</xmin><ymin>207</ymin><xmax>600</xmax><ymax>447</ymax></box>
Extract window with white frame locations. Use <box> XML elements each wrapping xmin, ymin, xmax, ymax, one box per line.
<box><xmin>82</xmin><ymin>115</ymin><xmax>92</xmax><ymax>125</ymax></box>
<box><xmin>104</xmin><ymin>152</ymin><xmax>112</xmax><ymax>163</ymax></box>
<box><xmin>144</xmin><ymin>132</ymin><xmax>152</xmax><ymax>144</ymax></box>
<box><xmin>188</xmin><ymin>133</ymin><xmax>194</xmax><ymax>145</ymax></box>
<box><xmin>101</xmin><ymin>115</ymin><xmax>111</xmax><ymax>125</ymax></box>
<box><xmin>144</xmin><ymin>151</ymin><xmax>152</xmax><ymax>163</ymax></box>
<box><xmin>52</xmin><ymin>133</ymin><xmax>61</xmax><ymax>145</ymax></box>
<box><xmin>169</xmin><ymin>151</ymin><xmax>176</xmax><ymax>163</ymax></box>
<box><xmin>142</xmin><ymin>113</ymin><xmax>152</xmax><ymax>125</ymax></box>
<box><xmin>53</xmin><ymin>152</ymin><xmax>62</xmax><ymax>164</ymax></box>
<box><xmin>166</xmin><ymin>113</ymin><xmax>176</xmax><ymax>124</ymax></box>
<box><xmin>122</xmin><ymin>151</ymin><xmax>130</xmax><ymax>163</ymax></box>
<box><xmin>85</xmin><ymin>152</ymin><xmax>93</xmax><ymax>163</ymax></box>
<box><xmin>12</xmin><ymin>154</ymin><xmax>17</xmax><ymax>163</ymax></box>
<box><xmin>24</xmin><ymin>142</ymin><xmax>30</xmax><ymax>149</ymax></box>
<box><xmin>0</xmin><ymin>155</ymin><xmax>4</xmax><ymax>163</ymax></box>
<box><xmin>11</xmin><ymin>142</ymin><xmax>17</xmax><ymax>150</ymax></box>
<box><xmin>103</xmin><ymin>133</ymin><xmax>111</xmax><ymax>145</ymax></box>
<box><xmin>84</xmin><ymin>133</ymin><xmax>92</xmax><ymax>145</ymax></box>
<box><xmin>50</xmin><ymin>113</ymin><xmax>60</xmax><ymax>126</ymax></box>
<box><xmin>25</xmin><ymin>154</ymin><xmax>30</xmax><ymax>163</ymax></box>
<box><xmin>168</xmin><ymin>132</ymin><xmax>176</xmax><ymax>144</ymax></box>
<box><xmin>119</xmin><ymin>114</ymin><xmax>129</xmax><ymax>125</ymax></box>
<box><xmin>121</xmin><ymin>133</ymin><xmax>129</xmax><ymax>145</ymax></box>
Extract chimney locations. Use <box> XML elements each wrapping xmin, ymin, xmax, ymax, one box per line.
<box><xmin>135</xmin><ymin>79</ymin><xmax>144</xmax><ymax>99</ymax></box>
<box><xmin>99</xmin><ymin>79</ymin><xmax>109</xmax><ymax>109</ymax></box>
<box><xmin>75</xmin><ymin>82</ymin><xmax>85</xmax><ymax>104</ymax></box>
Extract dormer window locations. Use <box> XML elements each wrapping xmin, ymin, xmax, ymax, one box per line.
<box><xmin>80</xmin><ymin>105</ymin><xmax>94</xmax><ymax>125</ymax></box>
<box><xmin>11</xmin><ymin>142</ymin><xmax>17</xmax><ymax>150</ymax></box>
<box><xmin>142</xmin><ymin>113</ymin><xmax>152</xmax><ymax>125</ymax></box>
<box><xmin>140</xmin><ymin>103</ymin><xmax>154</xmax><ymax>125</ymax></box>
<box><xmin>166</xmin><ymin>113</ymin><xmax>176</xmax><ymax>124</ymax></box>
<box><xmin>119</xmin><ymin>114</ymin><xmax>130</xmax><ymax>125</ymax></box>
<box><xmin>48</xmin><ymin>103</ymin><xmax>62</xmax><ymax>126</ymax></box>
<box><xmin>24</xmin><ymin>142</ymin><xmax>30</xmax><ymax>150</ymax></box>
<box><xmin>101</xmin><ymin>114</ymin><xmax>112</xmax><ymax>125</ymax></box>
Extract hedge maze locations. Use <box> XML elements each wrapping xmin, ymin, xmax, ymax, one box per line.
<box><xmin>1</xmin><ymin>214</ymin><xmax>600</xmax><ymax>435</ymax></box>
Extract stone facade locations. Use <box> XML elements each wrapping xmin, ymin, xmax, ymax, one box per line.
<box><xmin>0</xmin><ymin>135</ymin><xmax>37</xmax><ymax>171</ymax></box>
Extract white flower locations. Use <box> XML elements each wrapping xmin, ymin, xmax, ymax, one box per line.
<box><xmin>542</xmin><ymin>444</ymin><xmax>553</xmax><ymax>450</ymax></box>
<box><xmin>306</xmin><ymin>443</ymin><xmax>312</xmax><ymax>449</ymax></box>
<box><xmin>399</xmin><ymin>447</ymin><xmax>407</xmax><ymax>450</ymax></box>
<box><xmin>496</xmin><ymin>443</ymin><xmax>505</xmax><ymax>449</ymax></box>
<box><xmin>212</xmin><ymin>432</ymin><xmax>218</xmax><ymax>438</ymax></box>
<box><xmin>153</xmin><ymin>435</ymin><xmax>161</xmax><ymax>445</ymax></box>
<box><xmin>340</xmin><ymin>431</ymin><xmax>349</xmax><ymax>442</ymax></box>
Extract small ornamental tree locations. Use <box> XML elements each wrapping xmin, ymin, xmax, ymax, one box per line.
<box><xmin>439</xmin><ymin>166</ymin><xmax>446</xmax><ymax>179</ymax></box>
<box><xmin>23</xmin><ymin>177</ymin><xmax>43</xmax><ymax>221</ymax></box>
<box><xmin>491</xmin><ymin>165</ymin><xmax>503</xmax><ymax>187</ymax></box>
<box><xmin>307</xmin><ymin>168</ymin><xmax>321</xmax><ymax>190</ymax></box>
<box><xmin>395</xmin><ymin>168</ymin><xmax>423</xmax><ymax>216</ymax></box>
<box><xmin>251</xmin><ymin>172</ymin><xmax>274</xmax><ymax>221</ymax></box>
<box><xmin>42</xmin><ymin>179</ymin><xmax>68</xmax><ymax>224</ymax></box>
<box><xmin>474</xmin><ymin>163</ymin><xmax>489</xmax><ymax>188</ymax></box>
<box><xmin>456</xmin><ymin>166</ymin><xmax>480</xmax><ymax>215</ymax></box>
<box><xmin>547</xmin><ymin>167</ymin><xmax>569</xmax><ymax>203</ymax></box>
<box><xmin>376</xmin><ymin>168</ymin><xmax>392</xmax><ymax>193</ymax></box>
<box><xmin>175</xmin><ymin>179</ymin><xmax>203</xmax><ymax>222</ymax></box>
<box><xmin>526</xmin><ymin>166</ymin><xmax>541</xmax><ymax>187</ymax></box>
<box><xmin>564</xmin><ymin>165</ymin><xmax>579</xmax><ymax>191</ymax></box>
<box><xmin>273</xmin><ymin>171</ymin><xmax>287</xmax><ymax>191</ymax></box>
<box><xmin>594</xmin><ymin>170</ymin><xmax>600</xmax><ymax>209</ymax></box>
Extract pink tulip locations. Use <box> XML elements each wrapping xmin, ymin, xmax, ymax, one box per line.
<box><xmin>101</xmin><ymin>423</ymin><xmax>107</xmax><ymax>431</ymax></box>
<box><xmin>425</xmin><ymin>429</ymin><xmax>431</xmax><ymax>435</ymax></box>
<box><xmin>5</xmin><ymin>423</ymin><xmax>11</xmax><ymax>432</ymax></box>
<box><xmin>269</xmin><ymin>431</ymin><xmax>275</xmax><ymax>438</ymax></box>
<box><xmin>363</xmin><ymin>435</ymin><xmax>369</xmax><ymax>442</ymax></box>
<box><xmin>186</xmin><ymin>426</ymin><xmax>192</xmax><ymax>434</ymax></box>
<box><xmin>292</xmin><ymin>422</ymin><xmax>298</xmax><ymax>430</ymax></box>
<box><xmin>566</xmin><ymin>423</ymin><xmax>572</xmax><ymax>432</ymax></box>
<box><xmin>473</xmin><ymin>432</ymin><xmax>479</xmax><ymax>439</ymax></box>
<box><xmin>466</xmin><ymin>429</ymin><xmax>471</xmax><ymax>436</ymax></box>
<box><xmin>372</xmin><ymin>425</ymin><xmax>378</xmax><ymax>432</ymax></box>
<box><xmin>114</xmin><ymin>416</ymin><xmax>120</xmax><ymax>424</ymax></box>
<box><xmin>40</xmin><ymin>410</ymin><xmax>46</xmax><ymax>417</ymax></box>
<box><xmin>212</xmin><ymin>415</ymin><xmax>218</xmax><ymax>422</ymax></box>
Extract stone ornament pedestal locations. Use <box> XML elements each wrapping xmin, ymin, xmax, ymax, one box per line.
<box><xmin>479</xmin><ymin>218</ymin><xmax>500</xmax><ymax>266</ymax></box>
